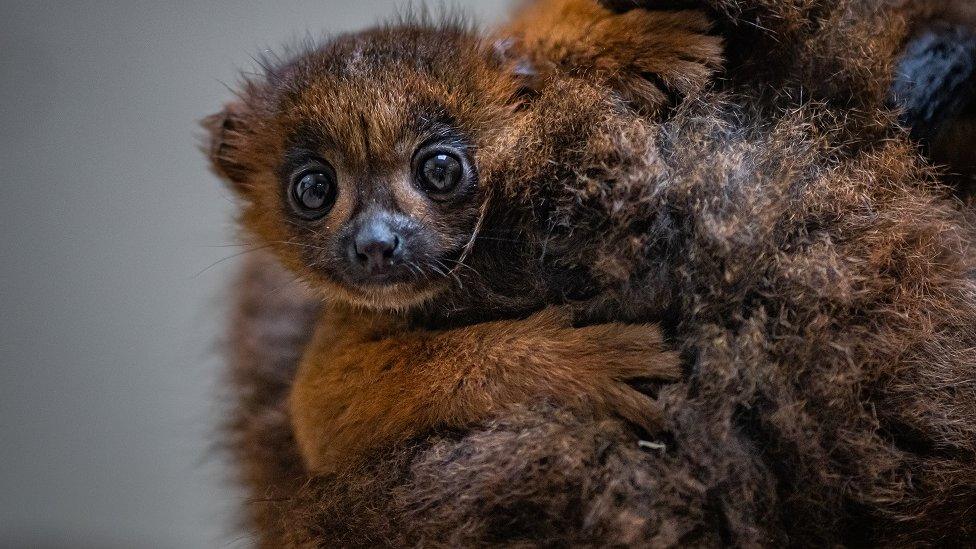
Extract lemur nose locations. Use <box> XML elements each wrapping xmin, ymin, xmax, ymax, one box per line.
<box><xmin>353</xmin><ymin>220</ymin><xmax>402</xmax><ymax>272</ymax></box>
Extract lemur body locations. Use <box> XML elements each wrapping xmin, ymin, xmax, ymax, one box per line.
<box><xmin>207</xmin><ymin>0</ymin><xmax>721</xmax><ymax>473</ymax></box>
<box><xmin>217</xmin><ymin>0</ymin><xmax>976</xmax><ymax>545</ymax></box>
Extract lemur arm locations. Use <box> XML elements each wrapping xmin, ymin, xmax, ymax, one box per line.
<box><xmin>290</xmin><ymin>305</ymin><xmax>679</xmax><ymax>473</ymax></box>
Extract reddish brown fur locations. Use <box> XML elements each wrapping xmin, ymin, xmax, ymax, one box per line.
<box><xmin>502</xmin><ymin>0</ymin><xmax>722</xmax><ymax>112</ymax></box>
<box><xmin>215</xmin><ymin>0</ymin><xmax>976</xmax><ymax>546</ymax></box>
<box><xmin>293</xmin><ymin>305</ymin><xmax>677</xmax><ymax>473</ymax></box>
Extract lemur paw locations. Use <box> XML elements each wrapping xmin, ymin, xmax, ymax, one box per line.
<box><xmin>520</xmin><ymin>308</ymin><xmax>681</xmax><ymax>432</ymax></box>
<box><xmin>572</xmin><ymin>320</ymin><xmax>680</xmax><ymax>431</ymax></box>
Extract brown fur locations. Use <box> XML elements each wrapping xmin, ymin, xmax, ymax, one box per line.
<box><xmin>216</xmin><ymin>0</ymin><xmax>976</xmax><ymax>546</ymax></box>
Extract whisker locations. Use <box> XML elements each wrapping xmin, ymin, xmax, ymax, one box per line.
<box><xmin>474</xmin><ymin>235</ymin><xmax>525</xmax><ymax>244</ymax></box>
<box><xmin>271</xmin><ymin>239</ymin><xmax>330</xmax><ymax>252</ymax></box>
<box><xmin>430</xmin><ymin>261</ymin><xmax>461</xmax><ymax>288</ymax></box>
<box><xmin>191</xmin><ymin>243</ymin><xmax>274</xmax><ymax>278</ymax></box>
<box><xmin>282</xmin><ymin>219</ymin><xmax>331</xmax><ymax>242</ymax></box>
<box><xmin>433</xmin><ymin>258</ymin><xmax>466</xmax><ymax>289</ymax></box>
<box><xmin>439</xmin><ymin>257</ymin><xmax>482</xmax><ymax>279</ymax></box>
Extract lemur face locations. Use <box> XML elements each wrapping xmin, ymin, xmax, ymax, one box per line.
<box><xmin>266</xmin><ymin>72</ymin><xmax>488</xmax><ymax>310</ymax></box>
<box><xmin>206</xmin><ymin>25</ymin><xmax>526</xmax><ymax>310</ymax></box>
<box><xmin>278</xmin><ymin>122</ymin><xmax>478</xmax><ymax>290</ymax></box>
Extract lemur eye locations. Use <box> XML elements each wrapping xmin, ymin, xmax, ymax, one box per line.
<box><xmin>291</xmin><ymin>169</ymin><xmax>337</xmax><ymax>219</ymax></box>
<box><xmin>416</xmin><ymin>152</ymin><xmax>463</xmax><ymax>195</ymax></box>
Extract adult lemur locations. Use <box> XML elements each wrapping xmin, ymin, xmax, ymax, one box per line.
<box><xmin>213</xmin><ymin>0</ymin><xmax>976</xmax><ymax>545</ymax></box>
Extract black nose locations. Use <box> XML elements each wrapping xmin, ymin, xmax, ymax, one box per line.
<box><xmin>353</xmin><ymin>219</ymin><xmax>403</xmax><ymax>273</ymax></box>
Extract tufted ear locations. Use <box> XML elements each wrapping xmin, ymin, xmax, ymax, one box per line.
<box><xmin>201</xmin><ymin>101</ymin><xmax>255</xmax><ymax>192</ymax></box>
<box><xmin>493</xmin><ymin>38</ymin><xmax>538</xmax><ymax>78</ymax></box>
<box><xmin>491</xmin><ymin>37</ymin><xmax>542</xmax><ymax>98</ymax></box>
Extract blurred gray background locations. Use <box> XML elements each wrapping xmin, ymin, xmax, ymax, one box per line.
<box><xmin>0</xmin><ymin>1</ymin><xmax>508</xmax><ymax>546</ymax></box>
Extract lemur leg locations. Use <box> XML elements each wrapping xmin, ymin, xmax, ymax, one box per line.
<box><xmin>499</xmin><ymin>0</ymin><xmax>723</xmax><ymax>114</ymax></box>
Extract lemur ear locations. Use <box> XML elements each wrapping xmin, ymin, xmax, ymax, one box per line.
<box><xmin>492</xmin><ymin>37</ymin><xmax>542</xmax><ymax>98</ymax></box>
<box><xmin>201</xmin><ymin>101</ymin><xmax>254</xmax><ymax>192</ymax></box>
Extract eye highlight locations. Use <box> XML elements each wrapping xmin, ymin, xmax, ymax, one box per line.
<box><xmin>415</xmin><ymin>151</ymin><xmax>464</xmax><ymax>195</ymax></box>
<box><xmin>290</xmin><ymin>167</ymin><xmax>337</xmax><ymax>219</ymax></box>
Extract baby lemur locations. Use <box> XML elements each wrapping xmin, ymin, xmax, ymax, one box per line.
<box><xmin>206</xmin><ymin>0</ymin><xmax>721</xmax><ymax>473</ymax></box>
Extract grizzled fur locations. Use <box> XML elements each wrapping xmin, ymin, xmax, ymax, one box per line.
<box><xmin>613</xmin><ymin>0</ymin><xmax>976</xmax><ymax>195</ymax></box>
<box><xmin>227</xmin><ymin>99</ymin><xmax>976</xmax><ymax>546</ymax></box>
<box><xmin>228</xmin><ymin>251</ymin><xmax>780</xmax><ymax>547</ymax></box>
<box><xmin>220</xmin><ymin>0</ymin><xmax>976</xmax><ymax>546</ymax></box>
